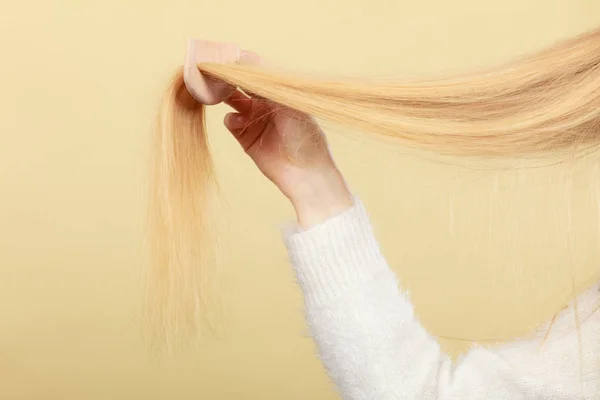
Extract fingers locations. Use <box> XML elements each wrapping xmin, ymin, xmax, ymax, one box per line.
<box><xmin>223</xmin><ymin>90</ymin><xmax>275</xmax><ymax>152</ymax></box>
<box><xmin>225</xmin><ymin>90</ymin><xmax>277</xmax><ymax>119</ymax></box>
<box><xmin>224</xmin><ymin>91</ymin><xmax>254</xmax><ymax>113</ymax></box>
<box><xmin>224</xmin><ymin>112</ymin><xmax>247</xmax><ymax>132</ymax></box>
<box><xmin>224</xmin><ymin>92</ymin><xmax>272</xmax><ymax>130</ymax></box>
<box><xmin>224</xmin><ymin>111</ymin><xmax>265</xmax><ymax>152</ymax></box>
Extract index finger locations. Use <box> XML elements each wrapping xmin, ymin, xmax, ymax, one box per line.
<box><xmin>224</xmin><ymin>90</ymin><xmax>254</xmax><ymax>113</ymax></box>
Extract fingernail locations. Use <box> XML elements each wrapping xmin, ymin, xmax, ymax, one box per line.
<box><xmin>236</xmin><ymin>115</ymin><xmax>245</xmax><ymax>123</ymax></box>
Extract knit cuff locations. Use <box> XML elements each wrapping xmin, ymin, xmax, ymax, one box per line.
<box><xmin>282</xmin><ymin>197</ymin><xmax>391</xmax><ymax>307</ymax></box>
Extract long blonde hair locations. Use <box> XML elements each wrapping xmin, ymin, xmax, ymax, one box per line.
<box><xmin>146</xmin><ymin>27</ymin><xmax>600</xmax><ymax>347</ymax></box>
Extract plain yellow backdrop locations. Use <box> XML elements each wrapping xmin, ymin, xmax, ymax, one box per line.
<box><xmin>2</xmin><ymin>0</ymin><xmax>600</xmax><ymax>398</ymax></box>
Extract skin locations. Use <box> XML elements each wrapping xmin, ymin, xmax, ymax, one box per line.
<box><xmin>223</xmin><ymin>90</ymin><xmax>354</xmax><ymax>228</ymax></box>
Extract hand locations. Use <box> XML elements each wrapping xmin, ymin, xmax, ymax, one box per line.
<box><xmin>223</xmin><ymin>90</ymin><xmax>353</xmax><ymax>228</ymax></box>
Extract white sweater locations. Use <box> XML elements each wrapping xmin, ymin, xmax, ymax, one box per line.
<box><xmin>283</xmin><ymin>197</ymin><xmax>600</xmax><ymax>399</ymax></box>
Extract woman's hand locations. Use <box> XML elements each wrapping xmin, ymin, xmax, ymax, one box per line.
<box><xmin>223</xmin><ymin>90</ymin><xmax>353</xmax><ymax>228</ymax></box>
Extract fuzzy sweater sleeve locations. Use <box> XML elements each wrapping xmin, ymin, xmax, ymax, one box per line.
<box><xmin>282</xmin><ymin>197</ymin><xmax>599</xmax><ymax>400</ymax></box>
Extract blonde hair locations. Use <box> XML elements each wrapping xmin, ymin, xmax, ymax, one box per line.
<box><xmin>146</xmin><ymin>27</ymin><xmax>600</xmax><ymax>347</ymax></box>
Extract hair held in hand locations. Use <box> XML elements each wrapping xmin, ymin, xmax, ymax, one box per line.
<box><xmin>145</xmin><ymin>28</ymin><xmax>600</xmax><ymax>347</ymax></box>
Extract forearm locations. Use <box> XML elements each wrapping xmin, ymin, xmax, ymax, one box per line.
<box><xmin>284</xmin><ymin>196</ymin><xmax>528</xmax><ymax>399</ymax></box>
<box><xmin>284</xmin><ymin>196</ymin><xmax>450</xmax><ymax>398</ymax></box>
<box><xmin>285</xmin><ymin>166</ymin><xmax>354</xmax><ymax>229</ymax></box>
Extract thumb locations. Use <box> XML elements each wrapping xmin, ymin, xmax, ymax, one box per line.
<box><xmin>224</xmin><ymin>112</ymin><xmax>247</xmax><ymax>132</ymax></box>
<box><xmin>223</xmin><ymin>112</ymin><xmax>266</xmax><ymax>153</ymax></box>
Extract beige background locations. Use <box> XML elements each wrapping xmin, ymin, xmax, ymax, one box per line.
<box><xmin>2</xmin><ymin>0</ymin><xmax>600</xmax><ymax>398</ymax></box>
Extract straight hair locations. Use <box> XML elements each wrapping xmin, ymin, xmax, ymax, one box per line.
<box><xmin>146</xmin><ymin>27</ymin><xmax>600</xmax><ymax>347</ymax></box>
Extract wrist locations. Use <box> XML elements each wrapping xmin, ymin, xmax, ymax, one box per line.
<box><xmin>286</xmin><ymin>168</ymin><xmax>354</xmax><ymax>229</ymax></box>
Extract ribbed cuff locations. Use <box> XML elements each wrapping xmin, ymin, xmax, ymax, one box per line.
<box><xmin>282</xmin><ymin>197</ymin><xmax>391</xmax><ymax>308</ymax></box>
